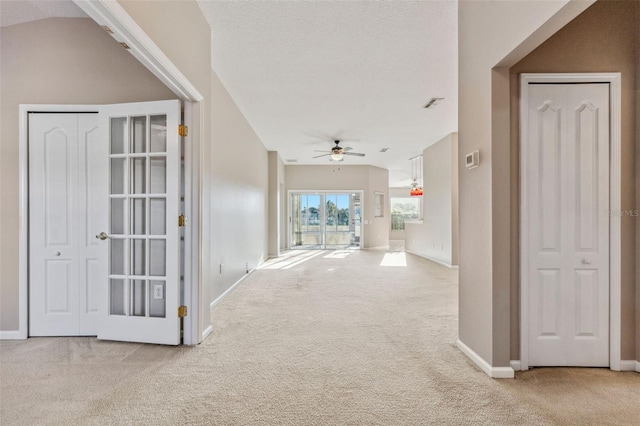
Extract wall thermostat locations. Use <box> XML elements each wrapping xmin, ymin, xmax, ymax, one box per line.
<box><xmin>465</xmin><ymin>150</ymin><xmax>479</xmax><ymax>169</ymax></box>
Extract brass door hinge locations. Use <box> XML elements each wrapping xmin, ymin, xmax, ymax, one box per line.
<box><xmin>178</xmin><ymin>125</ymin><xmax>188</xmax><ymax>137</ymax></box>
<box><xmin>178</xmin><ymin>214</ymin><xmax>187</xmax><ymax>227</ymax></box>
<box><xmin>178</xmin><ymin>305</ymin><xmax>187</xmax><ymax>318</ymax></box>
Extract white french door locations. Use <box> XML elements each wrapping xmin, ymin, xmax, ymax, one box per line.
<box><xmin>98</xmin><ymin>100</ymin><xmax>182</xmax><ymax>345</ymax></box>
<box><xmin>524</xmin><ymin>83</ymin><xmax>610</xmax><ymax>366</ymax></box>
<box><xmin>29</xmin><ymin>113</ymin><xmax>106</xmax><ymax>336</ymax></box>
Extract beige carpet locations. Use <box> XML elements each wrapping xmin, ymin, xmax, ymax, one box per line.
<box><xmin>1</xmin><ymin>249</ymin><xmax>638</xmax><ymax>425</ymax></box>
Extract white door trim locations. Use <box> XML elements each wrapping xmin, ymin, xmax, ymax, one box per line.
<box><xmin>56</xmin><ymin>0</ymin><xmax>203</xmax><ymax>344</ymax></box>
<box><xmin>519</xmin><ymin>73</ymin><xmax>622</xmax><ymax>371</ymax></box>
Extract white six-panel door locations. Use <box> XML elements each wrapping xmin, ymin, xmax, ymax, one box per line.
<box><xmin>525</xmin><ymin>83</ymin><xmax>610</xmax><ymax>366</ymax></box>
<box><xmin>29</xmin><ymin>113</ymin><xmax>107</xmax><ymax>336</ymax></box>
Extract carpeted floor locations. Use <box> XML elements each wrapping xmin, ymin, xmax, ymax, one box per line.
<box><xmin>1</xmin><ymin>249</ymin><xmax>638</xmax><ymax>425</ymax></box>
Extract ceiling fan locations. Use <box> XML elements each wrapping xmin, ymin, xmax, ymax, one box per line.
<box><xmin>313</xmin><ymin>140</ymin><xmax>365</xmax><ymax>162</ymax></box>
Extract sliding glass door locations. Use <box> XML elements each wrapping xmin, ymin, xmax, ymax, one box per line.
<box><xmin>290</xmin><ymin>192</ymin><xmax>362</xmax><ymax>250</ymax></box>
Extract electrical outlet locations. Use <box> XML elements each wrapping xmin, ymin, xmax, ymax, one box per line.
<box><xmin>153</xmin><ymin>284</ymin><xmax>163</xmax><ymax>300</ymax></box>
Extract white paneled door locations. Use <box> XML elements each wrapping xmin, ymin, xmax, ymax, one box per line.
<box><xmin>29</xmin><ymin>113</ymin><xmax>106</xmax><ymax>336</ymax></box>
<box><xmin>525</xmin><ymin>83</ymin><xmax>610</xmax><ymax>366</ymax></box>
<box><xmin>29</xmin><ymin>100</ymin><xmax>181</xmax><ymax>345</ymax></box>
<box><xmin>97</xmin><ymin>100</ymin><xmax>181</xmax><ymax>345</ymax></box>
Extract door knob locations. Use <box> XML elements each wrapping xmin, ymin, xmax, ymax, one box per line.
<box><xmin>96</xmin><ymin>232</ymin><xmax>108</xmax><ymax>240</ymax></box>
<box><xmin>54</xmin><ymin>251</ymin><xmax>61</xmax><ymax>256</ymax></box>
<box><xmin>581</xmin><ymin>259</ymin><xmax>591</xmax><ymax>265</ymax></box>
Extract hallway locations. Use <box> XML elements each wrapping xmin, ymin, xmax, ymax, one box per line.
<box><xmin>1</xmin><ymin>250</ymin><xmax>638</xmax><ymax>424</ymax></box>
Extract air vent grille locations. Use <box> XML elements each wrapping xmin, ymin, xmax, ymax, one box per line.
<box><xmin>423</xmin><ymin>98</ymin><xmax>444</xmax><ymax>109</ymax></box>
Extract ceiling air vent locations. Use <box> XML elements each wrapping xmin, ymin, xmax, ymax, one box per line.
<box><xmin>423</xmin><ymin>98</ymin><xmax>444</xmax><ymax>109</ymax></box>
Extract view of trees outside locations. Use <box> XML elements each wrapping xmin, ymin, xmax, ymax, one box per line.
<box><xmin>391</xmin><ymin>197</ymin><xmax>421</xmax><ymax>230</ymax></box>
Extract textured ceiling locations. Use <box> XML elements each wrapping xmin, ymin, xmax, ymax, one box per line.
<box><xmin>0</xmin><ymin>0</ymin><xmax>87</xmax><ymax>28</ymax></box>
<box><xmin>199</xmin><ymin>0</ymin><xmax>458</xmax><ymax>187</ymax></box>
<box><xmin>1</xmin><ymin>0</ymin><xmax>458</xmax><ymax>187</ymax></box>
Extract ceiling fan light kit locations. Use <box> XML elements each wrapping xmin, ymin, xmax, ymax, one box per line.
<box><xmin>313</xmin><ymin>140</ymin><xmax>365</xmax><ymax>162</ymax></box>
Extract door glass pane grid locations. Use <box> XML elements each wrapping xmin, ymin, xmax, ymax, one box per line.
<box><xmin>109</xmin><ymin>114</ymin><xmax>168</xmax><ymax>319</ymax></box>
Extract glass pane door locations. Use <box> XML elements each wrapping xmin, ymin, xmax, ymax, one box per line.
<box><xmin>99</xmin><ymin>99</ymin><xmax>180</xmax><ymax>346</ymax></box>
<box><xmin>109</xmin><ymin>114</ymin><xmax>168</xmax><ymax>319</ymax></box>
<box><xmin>291</xmin><ymin>193</ymin><xmax>322</xmax><ymax>249</ymax></box>
<box><xmin>325</xmin><ymin>193</ymin><xmax>351</xmax><ymax>249</ymax></box>
<box><xmin>351</xmin><ymin>193</ymin><xmax>361</xmax><ymax>247</ymax></box>
<box><xmin>290</xmin><ymin>192</ymin><xmax>361</xmax><ymax>250</ymax></box>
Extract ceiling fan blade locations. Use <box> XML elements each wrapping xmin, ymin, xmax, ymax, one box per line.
<box><xmin>313</xmin><ymin>153</ymin><xmax>331</xmax><ymax>158</ymax></box>
<box><xmin>343</xmin><ymin>152</ymin><xmax>365</xmax><ymax>157</ymax></box>
<box><xmin>343</xmin><ymin>147</ymin><xmax>353</xmax><ymax>151</ymax></box>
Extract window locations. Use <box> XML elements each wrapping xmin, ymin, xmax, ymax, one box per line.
<box><xmin>390</xmin><ymin>197</ymin><xmax>420</xmax><ymax>230</ymax></box>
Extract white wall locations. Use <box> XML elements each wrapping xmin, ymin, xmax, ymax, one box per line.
<box><xmin>284</xmin><ymin>165</ymin><xmax>390</xmax><ymax>249</ymax></box>
<box><xmin>209</xmin><ymin>70</ymin><xmax>269</xmax><ymax>303</ymax></box>
<box><xmin>405</xmin><ymin>133</ymin><xmax>458</xmax><ymax>267</ymax></box>
<box><xmin>0</xmin><ymin>17</ymin><xmax>176</xmax><ymax>332</ymax></box>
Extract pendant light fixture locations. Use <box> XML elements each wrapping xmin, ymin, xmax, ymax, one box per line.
<box><xmin>409</xmin><ymin>155</ymin><xmax>423</xmax><ymax>197</ymax></box>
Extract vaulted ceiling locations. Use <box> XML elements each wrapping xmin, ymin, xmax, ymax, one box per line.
<box><xmin>198</xmin><ymin>0</ymin><xmax>458</xmax><ymax>187</ymax></box>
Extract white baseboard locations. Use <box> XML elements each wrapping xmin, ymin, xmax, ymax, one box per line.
<box><xmin>406</xmin><ymin>250</ymin><xmax>458</xmax><ymax>269</ymax></box>
<box><xmin>209</xmin><ymin>263</ymin><xmax>263</xmax><ymax>310</ymax></box>
<box><xmin>620</xmin><ymin>360</ymin><xmax>640</xmax><ymax>372</ymax></box>
<box><xmin>456</xmin><ymin>339</ymin><xmax>515</xmax><ymax>379</ymax></box>
<box><xmin>201</xmin><ymin>325</ymin><xmax>213</xmax><ymax>342</ymax></box>
<box><xmin>0</xmin><ymin>330</ymin><xmax>25</xmax><ymax>340</ymax></box>
<box><xmin>365</xmin><ymin>245</ymin><xmax>390</xmax><ymax>250</ymax></box>
<box><xmin>510</xmin><ymin>360</ymin><xmax>522</xmax><ymax>371</ymax></box>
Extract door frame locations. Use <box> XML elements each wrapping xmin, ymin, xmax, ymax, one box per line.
<box><xmin>519</xmin><ymin>73</ymin><xmax>622</xmax><ymax>371</ymax></box>
<box><xmin>73</xmin><ymin>0</ymin><xmax>204</xmax><ymax>345</ymax></box>
<box><xmin>287</xmin><ymin>190</ymin><xmax>364</xmax><ymax>250</ymax></box>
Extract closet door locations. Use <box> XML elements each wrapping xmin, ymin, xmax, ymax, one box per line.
<box><xmin>29</xmin><ymin>113</ymin><xmax>104</xmax><ymax>336</ymax></box>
